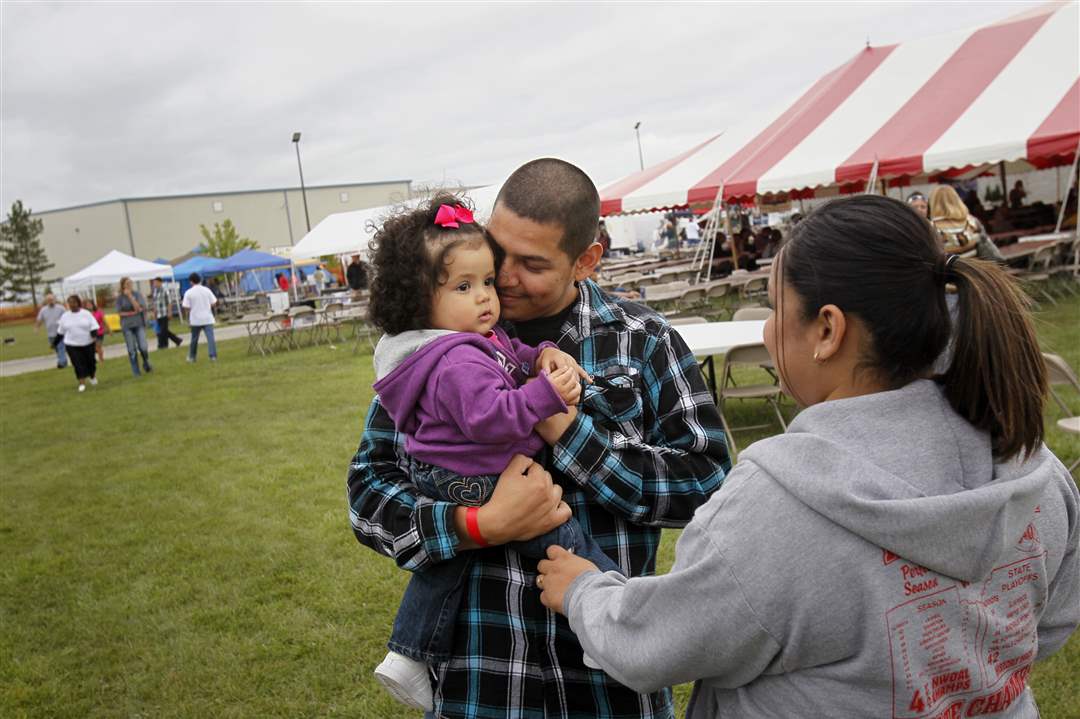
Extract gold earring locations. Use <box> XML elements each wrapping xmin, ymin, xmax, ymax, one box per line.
<box><xmin>813</xmin><ymin>351</ymin><xmax>821</xmax><ymax>362</ymax></box>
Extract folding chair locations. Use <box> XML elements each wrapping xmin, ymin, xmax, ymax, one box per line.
<box><xmin>1057</xmin><ymin>417</ymin><xmax>1080</xmax><ymax>473</ymax></box>
<box><xmin>321</xmin><ymin>302</ymin><xmax>345</xmax><ymax>344</ymax></box>
<box><xmin>718</xmin><ymin>343</ymin><xmax>788</xmax><ymax>459</ymax></box>
<box><xmin>732</xmin><ymin>307</ymin><xmax>773</xmax><ymax>321</ymax></box>
<box><xmin>668</xmin><ymin>316</ymin><xmax>707</xmax><ymax>326</ymax></box>
<box><xmin>263</xmin><ymin>313</ymin><xmax>293</xmax><ymax>353</ymax></box>
<box><xmin>1048</xmin><ymin>237</ymin><xmax>1080</xmax><ymax>296</ymax></box>
<box><xmin>678</xmin><ymin>286</ymin><xmax>707</xmax><ymax>311</ymax></box>
<box><xmin>289</xmin><ymin>306</ymin><xmax>318</xmax><ymax>346</ymax></box>
<box><xmin>740</xmin><ymin>276</ymin><xmax>769</xmax><ymax>301</ymax></box>
<box><xmin>731</xmin><ymin>306</ymin><xmax>777</xmax><ymax>380</ymax></box>
<box><xmin>1043</xmin><ymin>352</ymin><xmax>1080</xmax><ymax>415</ymax></box>
<box><xmin>1012</xmin><ymin>246</ymin><xmax>1056</xmax><ymax>306</ymax></box>
<box><xmin>703</xmin><ymin>281</ymin><xmax>733</xmax><ymax>320</ymax></box>
<box><xmin>240</xmin><ymin>314</ymin><xmax>269</xmax><ymax>356</ymax></box>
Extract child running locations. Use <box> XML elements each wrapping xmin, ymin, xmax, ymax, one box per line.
<box><xmin>86</xmin><ymin>299</ymin><xmax>109</xmax><ymax>363</ymax></box>
<box><xmin>365</xmin><ymin>194</ymin><xmax>621</xmax><ymax>711</ymax></box>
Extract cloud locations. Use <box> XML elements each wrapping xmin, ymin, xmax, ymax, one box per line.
<box><xmin>0</xmin><ymin>1</ymin><xmax>1037</xmax><ymax>212</ymax></box>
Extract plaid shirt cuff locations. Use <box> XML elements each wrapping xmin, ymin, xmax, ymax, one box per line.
<box><xmin>550</xmin><ymin>411</ymin><xmax>607</xmax><ymax>484</ymax></box>
<box><xmin>408</xmin><ymin>498</ymin><xmax>461</xmax><ymax>569</ymax></box>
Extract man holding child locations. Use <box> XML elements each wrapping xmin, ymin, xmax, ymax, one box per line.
<box><xmin>348</xmin><ymin>159</ymin><xmax>730</xmax><ymax>718</ymax></box>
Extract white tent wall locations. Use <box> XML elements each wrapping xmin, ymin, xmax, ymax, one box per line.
<box><xmin>599</xmin><ymin>214</ymin><xmax>645</xmax><ymax>252</ymax></box>
<box><xmin>61</xmin><ymin>250</ymin><xmax>173</xmax><ymax>295</ymax></box>
<box><xmin>291</xmin><ymin>184</ymin><xmax>504</xmax><ymax>261</ymax></box>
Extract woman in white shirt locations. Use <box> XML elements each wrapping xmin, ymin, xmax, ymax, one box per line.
<box><xmin>56</xmin><ymin>295</ymin><xmax>100</xmax><ymax>392</ymax></box>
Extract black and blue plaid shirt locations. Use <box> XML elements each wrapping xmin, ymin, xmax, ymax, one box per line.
<box><xmin>152</xmin><ymin>285</ymin><xmax>170</xmax><ymax>318</ymax></box>
<box><xmin>348</xmin><ymin>279</ymin><xmax>730</xmax><ymax>718</ymax></box>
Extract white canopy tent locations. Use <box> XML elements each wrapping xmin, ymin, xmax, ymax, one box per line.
<box><xmin>62</xmin><ymin>250</ymin><xmax>173</xmax><ymax>293</ymax></box>
<box><xmin>290</xmin><ymin>184</ymin><xmax>504</xmax><ymax>260</ymax></box>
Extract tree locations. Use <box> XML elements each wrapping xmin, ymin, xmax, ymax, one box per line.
<box><xmin>0</xmin><ymin>200</ymin><xmax>53</xmax><ymax>310</ymax></box>
<box><xmin>198</xmin><ymin>218</ymin><xmax>258</xmax><ymax>258</ymax></box>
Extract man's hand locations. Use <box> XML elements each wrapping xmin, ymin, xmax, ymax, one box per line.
<box><xmin>544</xmin><ymin>366</ymin><xmax>581</xmax><ymax>407</ymax></box>
<box><xmin>537</xmin><ymin>545</ymin><xmax>600</xmax><ymax>616</ymax></box>
<box><xmin>537</xmin><ymin>347</ymin><xmax>591</xmax><ymax>383</ymax></box>
<box><xmin>465</xmin><ymin>455</ymin><xmax>571</xmax><ymax>547</ymax></box>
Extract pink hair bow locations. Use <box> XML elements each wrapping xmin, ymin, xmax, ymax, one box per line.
<box><xmin>434</xmin><ymin>204</ymin><xmax>475</xmax><ymax>229</ymax></box>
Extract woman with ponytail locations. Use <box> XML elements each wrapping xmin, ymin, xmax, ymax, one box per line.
<box><xmin>536</xmin><ymin>194</ymin><xmax>1079</xmax><ymax>718</ymax></box>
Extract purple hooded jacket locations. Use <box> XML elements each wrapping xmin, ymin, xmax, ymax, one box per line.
<box><xmin>372</xmin><ymin>326</ymin><xmax>567</xmax><ymax>476</ymax></box>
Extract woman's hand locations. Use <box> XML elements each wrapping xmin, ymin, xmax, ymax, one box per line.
<box><xmin>537</xmin><ymin>347</ymin><xmax>591</xmax><ymax>383</ymax></box>
<box><xmin>537</xmin><ymin>545</ymin><xmax>599</xmax><ymax>616</ymax></box>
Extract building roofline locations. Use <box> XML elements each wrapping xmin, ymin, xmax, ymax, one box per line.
<box><xmin>30</xmin><ymin>179</ymin><xmax>413</xmax><ymax>216</ymax></box>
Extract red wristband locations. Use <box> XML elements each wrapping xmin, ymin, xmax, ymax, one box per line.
<box><xmin>466</xmin><ymin>506</ymin><xmax>489</xmax><ymax>548</ymax></box>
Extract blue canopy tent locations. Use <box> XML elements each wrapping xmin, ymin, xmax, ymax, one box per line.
<box><xmin>218</xmin><ymin>248</ymin><xmax>294</xmax><ymax>297</ymax></box>
<box><xmin>171</xmin><ymin>255</ymin><xmax>227</xmax><ymax>280</ymax></box>
<box><xmin>167</xmin><ymin>255</ymin><xmax>229</xmax><ymax>297</ymax></box>
<box><xmin>217</xmin><ymin>249</ymin><xmax>291</xmax><ymax>273</ymax></box>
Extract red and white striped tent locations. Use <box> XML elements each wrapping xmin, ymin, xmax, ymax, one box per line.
<box><xmin>600</xmin><ymin>1</ymin><xmax>1079</xmax><ymax>216</ymax></box>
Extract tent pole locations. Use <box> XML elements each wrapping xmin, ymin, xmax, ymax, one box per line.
<box><xmin>702</xmin><ymin>183</ymin><xmax>725</xmax><ymax>283</ymax></box>
<box><xmin>1055</xmin><ymin>143</ymin><xmax>1079</xmax><ymax>234</ymax></box>
<box><xmin>999</xmin><ymin>161</ymin><xmax>1008</xmax><ymax>212</ymax></box>
<box><xmin>726</xmin><ymin>191</ymin><xmax>737</xmax><ymax>275</ymax></box>
<box><xmin>689</xmin><ymin>213</ymin><xmax>704</xmax><ymax>274</ymax></box>
<box><xmin>864</xmin><ymin>157</ymin><xmax>879</xmax><ymax>194</ymax></box>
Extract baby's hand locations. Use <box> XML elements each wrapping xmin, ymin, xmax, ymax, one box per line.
<box><xmin>545</xmin><ymin>366</ymin><xmax>582</xmax><ymax>406</ymax></box>
<box><xmin>538</xmin><ymin>347</ymin><xmax>591</xmax><ymax>384</ymax></box>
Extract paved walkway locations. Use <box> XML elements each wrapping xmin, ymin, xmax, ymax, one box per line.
<box><xmin>0</xmin><ymin>324</ymin><xmax>251</xmax><ymax>377</ymax></box>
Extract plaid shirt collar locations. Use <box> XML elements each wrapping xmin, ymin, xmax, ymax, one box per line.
<box><xmin>561</xmin><ymin>278</ymin><xmax>625</xmax><ymax>343</ymax></box>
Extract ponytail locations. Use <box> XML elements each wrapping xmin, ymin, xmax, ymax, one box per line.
<box><xmin>939</xmin><ymin>257</ymin><xmax>1047</xmax><ymax>461</ymax></box>
<box><xmin>785</xmin><ymin>195</ymin><xmax>1048</xmax><ymax>463</ymax></box>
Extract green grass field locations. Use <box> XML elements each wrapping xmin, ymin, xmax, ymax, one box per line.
<box><xmin>1</xmin><ymin>295</ymin><xmax>1078</xmax><ymax>718</ymax></box>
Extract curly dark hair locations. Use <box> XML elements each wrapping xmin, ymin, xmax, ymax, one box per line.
<box><xmin>367</xmin><ymin>193</ymin><xmax>501</xmax><ymax>335</ymax></box>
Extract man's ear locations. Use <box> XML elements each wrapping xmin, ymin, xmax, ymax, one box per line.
<box><xmin>573</xmin><ymin>242</ymin><xmax>604</xmax><ymax>282</ymax></box>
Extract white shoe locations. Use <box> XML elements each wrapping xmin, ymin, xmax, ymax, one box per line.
<box><xmin>89</xmin><ymin>377</ymin><xmax>98</xmax><ymax>386</ymax></box>
<box><xmin>78</xmin><ymin>384</ymin><xmax>86</xmax><ymax>393</ymax></box>
<box><xmin>373</xmin><ymin>652</ymin><xmax>433</xmax><ymax>711</ymax></box>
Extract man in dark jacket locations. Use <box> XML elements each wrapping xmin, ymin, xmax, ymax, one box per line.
<box><xmin>346</xmin><ymin>255</ymin><xmax>368</xmax><ymax>292</ymax></box>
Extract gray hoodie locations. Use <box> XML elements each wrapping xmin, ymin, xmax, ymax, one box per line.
<box><xmin>565</xmin><ymin>380</ymin><xmax>1079</xmax><ymax>718</ymax></box>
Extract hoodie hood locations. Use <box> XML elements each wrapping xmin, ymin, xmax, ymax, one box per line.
<box><xmin>373</xmin><ymin>330</ymin><xmax>504</xmax><ymax>435</ymax></box>
<box><xmin>373</xmin><ymin>329</ymin><xmax>457</xmax><ymax>381</ymax></box>
<box><xmin>740</xmin><ymin>379</ymin><xmax>1053</xmax><ymax>582</ymax></box>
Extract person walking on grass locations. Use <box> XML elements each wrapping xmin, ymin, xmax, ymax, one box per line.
<box><xmin>116</xmin><ymin>277</ymin><xmax>153</xmax><ymax>376</ymax></box>
<box><xmin>86</xmin><ymin>298</ymin><xmax>109</xmax><ymax>363</ymax></box>
<box><xmin>150</xmin><ymin>277</ymin><xmax>183</xmax><ymax>350</ymax></box>
<box><xmin>182</xmin><ymin>273</ymin><xmax>217</xmax><ymax>363</ymax></box>
<box><xmin>56</xmin><ymin>295</ymin><xmax>99</xmax><ymax>393</ymax></box>
<box><xmin>35</xmin><ymin>292</ymin><xmax>68</xmax><ymax>369</ymax></box>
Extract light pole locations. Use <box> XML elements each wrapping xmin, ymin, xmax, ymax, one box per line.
<box><xmin>291</xmin><ymin>131</ymin><xmax>311</xmax><ymax>232</ymax></box>
<box><xmin>634</xmin><ymin>121</ymin><xmax>644</xmax><ymax>171</ymax></box>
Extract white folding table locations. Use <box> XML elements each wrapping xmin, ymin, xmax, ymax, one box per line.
<box><xmin>672</xmin><ymin>320</ymin><xmax>768</xmax><ymax>400</ymax></box>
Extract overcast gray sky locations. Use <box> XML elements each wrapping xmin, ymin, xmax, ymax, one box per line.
<box><xmin>1</xmin><ymin>1</ymin><xmax>1038</xmax><ymax>213</ymax></box>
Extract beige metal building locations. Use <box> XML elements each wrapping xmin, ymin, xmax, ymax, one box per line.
<box><xmin>34</xmin><ymin>180</ymin><xmax>411</xmax><ymax>278</ymax></box>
